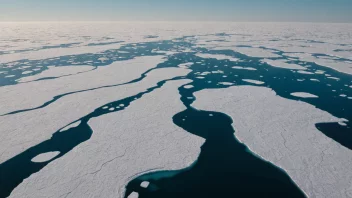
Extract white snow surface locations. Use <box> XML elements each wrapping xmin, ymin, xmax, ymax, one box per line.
<box><xmin>290</xmin><ymin>92</ymin><xmax>319</xmax><ymax>98</ymax></box>
<box><xmin>0</xmin><ymin>57</ymin><xmax>190</xmax><ymax>164</ymax></box>
<box><xmin>0</xmin><ymin>56</ymin><xmax>164</xmax><ymax>115</ymax></box>
<box><xmin>1</xmin><ymin>22</ymin><xmax>351</xmax><ymax>73</ymax></box>
<box><xmin>215</xmin><ymin>47</ymin><xmax>281</xmax><ymax>58</ymax></box>
<box><xmin>31</xmin><ymin>151</ymin><xmax>60</xmax><ymax>163</ymax></box>
<box><xmin>195</xmin><ymin>53</ymin><xmax>239</xmax><ymax>62</ymax></box>
<box><xmin>59</xmin><ymin>121</ymin><xmax>82</xmax><ymax>132</ymax></box>
<box><xmin>242</xmin><ymin>79</ymin><xmax>265</xmax><ymax>85</ymax></box>
<box><xmin>1</xmin><ymin>22</ymin><xmax>352</xmax><ymax>198</ymax></box>
<box><xmin>18</xmin><ymin>65</ymin><xmax>95</xmax><ymax>83</ymax></box>
<box><xmin>9</xmin><ymin>79</ymin><xmax>204</xmax><ymax>198</ymax></box>
<box><xmin>218</xmin><ymin>82</ymin><xmax>234</xmax><ymax>86</ymax></box>
<box><xmin>140</xmin><ymin>181</ymin><xmax>150</xmax><ymax>188</ymax></box>
<box><xmin>261</xmin><ymin>59</ymin><xmax>306</xmax><ymax>70</ymax></box>
<box><xmin>193</xmin><ymin>86</ymin><xmax>350</xmax><ymax>198</ymax></box>
<box><xmin>232</xmin><ymin>66</ymin><xmax>257</xmax><ymax>71</ymax></box>
<box><xmin>127</xmin><ymin>192</ymin><xmax>139</xmax><ymax>198</ymax></box>
<box><xmin>297</xmin><ymin>70</ymin><xmax>314</xmax><ymax>75</ymax></box>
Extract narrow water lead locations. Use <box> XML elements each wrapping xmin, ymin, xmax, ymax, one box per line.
<box><xmin>0</xmin><ymin>122</ymin><xmax>92</xmax><ymax>198</ymax></box>
<box><xmin>0</xmin><ymin>77</ymin><xmax>183</xmax><ymax>198</ymax></box>
<box><xmin>1</xmin><ymin>36</ymin><xmax>351</xmax><ymax>197</ymax></box>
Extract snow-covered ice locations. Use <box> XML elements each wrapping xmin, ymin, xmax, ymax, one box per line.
<box><xmin>31</xmin><ymin>151</ymin><xmax>60</xmax><ymax>163</ymax></box>
<box><xmin>184</xmin><ymin>85</ymin><xmax>194</xmax><ymax>89</ymax></box>
<box><xmin>261</xmin><ymin>59</ymin><xmax>306</xmax><ymax>70</ymax></box>
<box><xmin>18</xmin><ymin>66</ymin><xmax>95</xmax><ymax>83</ymax></box>
<box><xmin>59</xmin><ymin>121</ymin><xmax>81</xmax><ymax>132</ymax></box>
<box><xmin>0</xmin><ymin>60</ymin><xmax>191</xmax><ymax>164</ymax></box>
<box><xmin>1</xmin><ymin>21</ymin><xmax>352</xmax><ymax>198</ymax></box>
<box><xmin>193</xmin><ymin>86</ymin><xmax>350</xmax><ymax>197</ymax></box>
<box><xmin>195</xmin><ymin>53</ymin><xmax>239</xmax><ymax>62</ymax></box>
<box><xmin>242</xmin><ymin>79</ymin><xmax>265</xmax><ymax>85</ymax></box>
<box><xmin>232</xmin><ymin>66</ymin><xmax>257</xmax><ymax>70</ymax></box>
<box><xmin>290</xmin><ymin>92</ymin><xmax>319</xmax><ymax>98</ymax></box>
<box><xmin>297</xmin><ymin>70</ymin><xmax>314</xmax><ymax>75</ymax></box>
<box><xmin>140</xmin><ymin>181</ymin><xmax>150</xmax><ymax>188</ymax></box>
<box><xmin>9</xmin><ymin>79</ymin><xmax>204</xmax><ymax>198</ymax></box>
<box><xmin>0</xmin><ymin>56</ymin><xmax>165</xmax><ymax>115</ymax></box>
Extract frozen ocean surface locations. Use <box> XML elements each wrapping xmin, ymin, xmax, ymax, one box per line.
<box><xmin>0</xmin><ymin>22</ymin><xmax>351</xmax><ymax>198</ymax></box>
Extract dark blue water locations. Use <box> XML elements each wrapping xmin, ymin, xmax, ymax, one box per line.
<box><xmin>125</xmin><ymin>109</ymin><xmax>305</xmax><ymax>197</ymax></box>
<box><xmin>0</xmin><ymin>35</ymin><xmax>351</xmax><ymax>197</ymax></box>
<box><xmin>125</xmin><ymin>48</ymin><xmax>351</xmax><ymax>197</ymax></box>
<box><xmin>0</xmin><ymin>76</ymin><xmax>185</xmax><ymax>197</ymax></box>
<box><xmin>0</xmin><ymin>40</ymin><xmax>192</xmax><ymax>86</ymax></box>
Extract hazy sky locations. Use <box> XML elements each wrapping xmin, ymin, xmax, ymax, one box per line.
<box><xmin>1</xmin><ymin>0</ymin><xmax>351</xmax><ymax>22</ymax></box>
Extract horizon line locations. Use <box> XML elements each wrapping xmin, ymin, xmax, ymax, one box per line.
<box><xmin>0</xmin><ymin>20</ymin><xmax>351</xmax><ymax>24</ymax></box>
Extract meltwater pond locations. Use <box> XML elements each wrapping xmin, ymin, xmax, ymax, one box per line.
<box><xmin>0</xmin><ymin>36</ymin><xmax>351</xmax><ymax>198</ymax></box>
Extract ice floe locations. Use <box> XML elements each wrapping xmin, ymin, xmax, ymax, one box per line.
<box><xmin>297</xmin><ymin>70</ymin><xmax>314</xmax><ymax>75</ymax></box>
<box><xmin>328</xmin><ymin>77</ymin><xmax>340</xmax><ymax>81</ymax></box>
<box><xmin>140</xmin><ymin>181</ymin><xmax>150</xmax><ymax>188</ymax></box>
<box><xmin>218</xmin><ymin>82</ymin><xmax>234</xmax><ymax>86</ymax></box>
<box><xmin>290</xmin><ymin>92</ymin><xmax>319</xmax><ymax>98</ymax></box>
<box><xmin>127</xmin><ymin>192</ymin><xmax>139</xmax><ymax>198</ymax></box>
<box><xmin>31</xmin><ymin>151</ymin><xmax>60</xmax><ymax>163</ymax></box>
<box><xmin>10</xmin><ymin>80</ymin><xmax>204</xmax><ymax>198</ymax></box>
<box><xmin>59</xmin><ymin>121</ymin><xmax>81</xmax><ymax>132</ymax></box>
<box><xmin>184</xmin><ymin>85</ymin><xmax>194</xmax><ymax>89</ymax></box>
<box><xmin>261</xmin><ymin>59</ymin><xmax>306</xmax><ymax>70</ymax></box>
<box><xmin>0</xmin><ymin>58</ymin><xmax>190</xmax><ymax>163</ymax></box>
<box><xmin>178</xmin><ymin>62</ymin><xmax>194</xmax><ymax>68</ymax></box>
<box><xmin>18</xmin><ymin>65</ymin><xmax>95</xmax><ymax>83</ymax></box>
<box><xmin>195</xmin><ymin>53</ymin><xmax>239</xmax><ymax>62</ymax></box>
<box><xmin>232</xmin><ymin>66</ymin><xmax>257</xmax><ymax>71</ymax></box>
<box><xmin>0</xmin><ymin>56</ymin><xmax>165</xmax><ymax>115</ymax></box>
<box><xmin>193</xmin><ymin>86</ymin><xmax>349</xmax><ymax>197</ymax></box>
<box><xmin>242</xmin><ymin>79</ymin><xmax>265</xmax><ymax>85</ymax></box>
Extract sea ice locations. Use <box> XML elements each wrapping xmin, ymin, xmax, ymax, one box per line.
<box><xmin>328</xmin><ymin>77</ymin><xmax>340</xmax><ymax>81</ymax></box>
<box><xmin>140</xmin><ymin>181</ymin><xmax>150</xmax><ymax>188</ymax></box>
<box><xmin>127</xmin><ymin>192</ymin><xmax>139</xmax><ymax>198</ymax></box>
<box><xmin>242</xmin><ymin>79</ymin><xmax>265</xmax><ymax>85</ymax></box>
<box><xmin>232</xmin><ymin>66</ymin><xmax>257</xmax><ymax>71</ymax></box>
<box><xmin>184</xmin><ymin>85</ymin><xmax>194</xmax><ymax>89</ymax></box>
<box><xmin>193</xmin><ymin>86</ymin><xmax>349</xmax><ymax>197</ymax></box>
<box><xmin>297</xmin><ymin>70</ymin><xmax>314</xmax><ymax>75</ymax></box>
<box><xmin>290</xmin><ymin>92</ymin><xmax>319</xmax><ymax>98</ymax></box>
<box><xmin>21</xmin><ymin>71</ymin><xmax>33</xmax><ymax>75</ymax></box>
<box><xmin>9</xmin><ymin>80</ymin><xmax>204</xmax><ymax>198</ymax></box>
<box><xmin>0</xmin><ymin>63</ymin><xmax>191</xmax><ymax>164</ymax></box>
<box><xmin>218</xmin><ymin>82</ymin><xmax>234</xmax><ymax>86</ymax></box>
<box><xmin>178</xmin><ymin>62</ymin><xmax>194</xmax><ymax>68</ymax></box>
<box><xmin>59</xmin><ymin>121</ymin><xmax>81</xmax><ymax>132</ymax></box>
<box><xmin>0</xmin><ymin>56</ymin><xmax>165</xmax><ymax>115</ymax></box>
<box><xmin>215</xmin><ymin>47</ymin><xmax>281</xmax><ymax>58</ymax></box>
<box><xmin>261</xmin><ymin>59</ymin><xmax>306</xmax><ymax>70</ymax></box>
<box><xmin>195</xmin><ymin>53</ymin><xmax>239</xmax><ymax>62</ymax></box>
<box><xmin>31</xmin><ymin>151</ymin><xmax>60</xmax><ymax>163</ymax></box>
<box><xmin>18</xmin><ymin>66</ymin><xmax>94</xmax><ymax>83</ymax></box>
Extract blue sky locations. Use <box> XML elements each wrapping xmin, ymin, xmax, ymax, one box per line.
<box><xmin>0</xmin><ymin>0</ymin><xmax>351</xmax><ymax>22</ymax></box>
